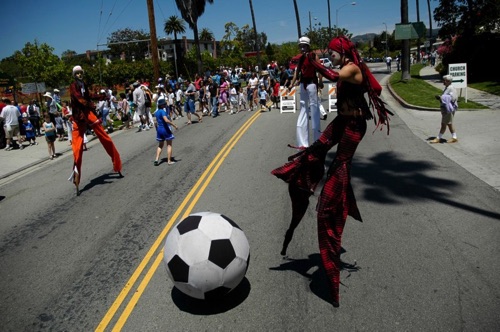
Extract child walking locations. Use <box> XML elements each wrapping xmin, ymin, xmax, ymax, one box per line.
<box><xmin>238</xmin><ymin>87</ymin><xmax>247</xmax><ymax>112</ymax></box>
<box><xmin>54</xmin><ymin>112</ymin><xmax>65</xmax><ymax>141</ymax></box>
<box><xmin>154</xmin><ymin>98</ymin><xmax>178</xmax><ymax>166</ymax></box>
<box><xmin>229</xmin><ymin>83</ymin><xmax>239</xmax><ymax>114</ymax></box>
<box><xmin>21</xmin><ymin>115</ymin><xmax>38</xmax><ymax>146</ymax></box>
<box><xmin>258</xmin><ymin>84</ymin><xmax>270</xmax><ymax>112</ymax></box>
<box><xmin>42</xmin><ymin>114</ymin><xmax>56</xmax><ymax>159</ymax></box>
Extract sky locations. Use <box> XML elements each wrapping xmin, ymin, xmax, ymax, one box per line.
<box><xmin>0</xmin><ymin>0</ymin><xmax>439</xmax><ymax>60</ymax></box>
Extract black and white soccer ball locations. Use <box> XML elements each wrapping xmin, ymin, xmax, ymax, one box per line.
<box><xmin>163</xmin><ymin>212</ymin><xmax>250</xmax><ymax>300</ymax></box>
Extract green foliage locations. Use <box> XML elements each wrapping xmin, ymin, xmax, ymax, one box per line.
<box><xmin>107</xmin><ymin>28</ymin><xmax>150</xmax><ymax>61</ymax></box>
<box><xmin>9</xmin><ymin>41</ymin><xmax>64</xmax><ymax>89</ymax></box>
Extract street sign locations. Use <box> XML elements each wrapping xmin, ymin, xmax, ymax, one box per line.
<box><xmin>395</xmin><ymin>22</ymin><xmax>426</xmax><ymax>40</ymax></box>
<box><xmin>448</xmin><ymin>63</ymin><xmax>467</xmax><ymax>89</ymax></box>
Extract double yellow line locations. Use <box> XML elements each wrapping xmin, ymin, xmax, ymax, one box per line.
<box><xmin>96</xmin><ymin>110</ymin><xmax>262</xmax><ymax>331</ymax></box>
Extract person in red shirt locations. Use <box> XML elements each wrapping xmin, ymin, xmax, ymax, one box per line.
<box><xmin>271</xmin><ymin>78</ymin><xmax>280</xmax><ymax>109</ymax></box>
<box><xmin>69</xmin><ymin>65</ymin><xmax>122</xmax><ymax>196</ymax></box>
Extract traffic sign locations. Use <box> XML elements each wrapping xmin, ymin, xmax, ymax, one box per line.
<box><xmin>448</xmin><ymin>63</ymin><xmax>467</xmax><ymax>89</ymax></box>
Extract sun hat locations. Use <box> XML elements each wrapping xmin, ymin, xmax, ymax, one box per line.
<box><xmin>443</xmin><ymin>74</ymin><xmax>453</xmax><ymax>82</ymax></box>
<box><xmin>157</xmin><ymin>98</ymin><xmax>167</xmax><ymax>108</ymax></box>
<box><xmin>298</xmin><ymin>36</ymin><xmax>310</xmax><ymax>45</ymax></box>
<box><xmin>43</xmin><ymin>92</ymin><xmax>52</xmax><ymax>98</ymax></box>
<box><xmin>53</xmin><ymin>89</ymin><xmax>60</xmax><ymax>93</ymax></box>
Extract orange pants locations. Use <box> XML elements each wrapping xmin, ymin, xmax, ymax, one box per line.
<box><xmin>71</xmin><ymin>111</ymin><xmax>121</xmax><ymax>186</ymax></box>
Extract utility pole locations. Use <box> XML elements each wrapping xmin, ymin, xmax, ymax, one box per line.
<box><xmin>146</xmin><ymin>0</ymin><xmax>160</xmax><ymax>83</ymax></box>
<box><xmin>401</xmin><ymin>0</ymin><xmax>411</xmax><ymax>80</ymax></box>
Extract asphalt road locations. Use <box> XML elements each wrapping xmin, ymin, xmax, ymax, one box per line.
<box><xmin>1</xmin><ymin>69</ymin><xmax>499</xmax><ymax>331</ymax></box>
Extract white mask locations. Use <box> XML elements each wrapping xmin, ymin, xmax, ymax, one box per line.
<box><xmin>329</xmin><ymin>50</ymin><xmax>342</xmax><ymax>67</ymax></box>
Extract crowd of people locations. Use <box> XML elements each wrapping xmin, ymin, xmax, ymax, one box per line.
<box><xmin>0</xmin><ymin>61</ymin><xmax>299</xmax><ymax>155</ymax></box>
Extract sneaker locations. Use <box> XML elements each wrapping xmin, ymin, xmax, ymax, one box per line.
<box><xmin>154</xmin><ymin>160</ymin><xmax>159</xmax><ymax>166</ymax></box>
<box><xmin>5</xmin><ymin>146</ymin><xmax>12</xmax><ymax>151</ymax></box>
<box><xmin>168</xmin><ymin>160</ymin><xmax>176</xmax><ymax>165</ymax></box>
<box><xmin>447</xmin><ymin>138</ymin><xmax>458</xmax><ymax>143</ymax></box>
<box><xmin>429</xmin><ymin>138</ymin><xmax>441</xmax><ymax>144</ymax></box>
<box><xmin>19</xmin><ymin>145</ymin><xmax>24</xmax><ymax>150</ymax></box>
<box><xmin>145</xmin><ymin>125</ymin><xmax>150</xmax><ymax>130</ymax></box>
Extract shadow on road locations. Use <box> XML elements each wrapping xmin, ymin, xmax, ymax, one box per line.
<box><xmin>171</xmin><ymin>277</ymin><xmax>251</xmax><ymax>315</ymax></box>
<box><xmin>269</xmin><ymin>253</ymin><xmax>360</xmax><ymax>306</ymax></box>
<box><xmin>78</xmin><ymin>172</ymin><xmax>124</xmax><ymax>195</ymax></box>
<box><xmin>352</xmin><ymin>151</ymin><xmax>500</xmax><ymax>220</ymax></box>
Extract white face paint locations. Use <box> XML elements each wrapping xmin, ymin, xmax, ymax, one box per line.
<box><xmin>329</xmin><ymin>50</ymin><xmax>342</xmax><ymax>67</ymax></box>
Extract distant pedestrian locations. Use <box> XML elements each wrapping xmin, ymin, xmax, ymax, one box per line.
<box><xmin>229</xmin><ymin>83</ymin><xmax>239</xmax><ymax>114</ymax></box>
<box><xmin>386</xmin><ymin>56</ymin><xmax>392</xmax><ymax>72</ymax></box>
<box><xmin>0</xmin><ymin>98</ymin><xmax>21</xmax><ymax>151</ymax></box>
<box><xmin>132</xmin><ymin>82</ymin><xmax>148</xmax><ymax>132</ymax></box>
<box><xmin>62</xmin><ymin>101</ymin><xmax>73</xmax><ymax>145</ymax></box>
<box><xmin>430</xmin><ymin>74</ymin><xmax>458</xmax><ymax>143</ymax></box>
<box><xmin>43</xmin><ymin>92</ymin><xmax>58</xmax><ymax>125</ymax></box>
<box><xmin>184</xmin><ymin>79</ymin><xmax>203</xmax><ymax>124</ymax></box>
<box><xmin>54</xmin><ymin>112</ymin><xmax>65</xmax><ymax>141</ymax></box>
<box><xmin>258</xmin><ymin>84</ymin><xmax>270</xmax><ymax>111</ymax></box>
<box><xmin>42</xmin><ymin>114</ymin><xmax>56</xmax><ymax>159</ymax></box>
<box><xmin>27</xmin><ymin>99</ymin><xmax>41</xmax><ymax>136</ymax></box>
<box><xmin>153</xmin><ymin>98</ymin><xmax>177</xmax><ymax>166</ymax></box>
<box><xmin>21</xmin><ymin>115</ymin><xmax>37</xmax><ymax>146</ymax></box>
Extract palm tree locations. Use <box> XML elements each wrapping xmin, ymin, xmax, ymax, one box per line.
<box><xmin>164</xmin><ymin>15</ymin><xmax>186</xmax><ymax>77</ymax></box>
<box><xmin>175</xmin><ymin>0</ymin><xmax>214</xmax><ymax>74</ymax></box>
<box><xmin>199</xmin><ymin>28</ymin><xmax>214</xmax><ymax>41</ymax></box>
<box><xmin>249</xmin><ymin>0</ymin><xmax>262</xmax><ymax>71</ymax></box>
<box><xmin>293</xmin><ymin>0</ymin><xmax>302</xmax><ymax>39</ymax></box>
<box><xmin>426</xmin><ymin>0</ymin><xmax>433</xmax><ymax>49</ymax></box>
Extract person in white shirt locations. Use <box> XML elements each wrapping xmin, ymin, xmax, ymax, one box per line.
<box><xmin>430</xmin><ymin>75</ymin><xmax>459</xmax><ymax>143</ymax></box>
<box><xmin>229</xmin><ymin>84</ymin><xmax>239</xmax><ymax>114</ymax></box>
<box><xmin>1</xmin><ymin>98</ymin><xmax>22</xmax><ymax>150</ymax></box>
<box><xmin>247</xmin><ymin>73</ymin><xmax>259</xmax><ymax>111</ymax></box>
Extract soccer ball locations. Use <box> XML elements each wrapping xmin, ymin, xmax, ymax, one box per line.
<box><xmin>163</xmin><ymin>212</ymin><xmax>250</xmax><ymax>300</ymax></box>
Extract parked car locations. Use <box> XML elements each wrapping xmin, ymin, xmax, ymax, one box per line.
<box><xmin>319</xmin><ymin>58</ymin><xmax>333</xmax><ymax>68</ymax></box>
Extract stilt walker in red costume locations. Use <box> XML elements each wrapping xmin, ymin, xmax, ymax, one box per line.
<box><xmin>272</xmin><ymin>36</ymin><xmax>393</xmax><ymax>307</ymax></box>
<box><xmin>69</xmin><ymin>65</ymin><xmax>122</xmax><ymax>196</ymax></box>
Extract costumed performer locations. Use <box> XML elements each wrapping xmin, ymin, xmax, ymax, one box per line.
<box><xmin>271</xmin><ymin>36</ymin><xmax>393</xmax><ymax>307</ymax></box>
<box><xmin>288</xmin><ymin>36</ymin><xmax>324</xmax><ymax>147</ymax></box>
<box><xmin>69</xmin><ymin>65</ymin><xmax>122</xmax><ymax>196</ymax></box>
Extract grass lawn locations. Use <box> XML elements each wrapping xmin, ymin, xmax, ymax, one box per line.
<box><xmin>389</xmin><ymin>64</ymin><xmax>487</xmax><ymax>109</ymax></box>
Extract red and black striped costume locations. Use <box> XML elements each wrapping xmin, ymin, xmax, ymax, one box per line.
<box><xmin>272</xmin><ymin>36</ymin><xmax>392</xmax><ymax>307</ymax></box>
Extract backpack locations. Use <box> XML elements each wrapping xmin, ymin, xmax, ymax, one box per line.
<box><xmin>144</xmin><ymin>90</ymin><xmax>152</xmax><ymax>107</ymax></box>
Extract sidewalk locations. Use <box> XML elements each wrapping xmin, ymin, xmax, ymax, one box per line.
<box><xmin>384</xmin><ymin>65</ymin><xmax>500</xmax><ymax>191</ymax></box>
<box><xmin>0</xmin><ymin>132</ymin><xmax>106</xmax><ymax>182</ymax></box>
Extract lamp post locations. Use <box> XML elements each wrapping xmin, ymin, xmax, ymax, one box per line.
<box><xmin>336</xmin><ymin>2</ymin><xmax>356</xmax><ymax>36</ymax></box>
<box><xmin>383</xmin><ymin>22</ymin><xmax>388</xmax><ymax>58</ymax></box>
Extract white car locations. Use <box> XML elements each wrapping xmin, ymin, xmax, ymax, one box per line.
<box><xmin>319</xmin><ymin>58</ymin><xmax>333</xmax><ymax>68</ymax></box>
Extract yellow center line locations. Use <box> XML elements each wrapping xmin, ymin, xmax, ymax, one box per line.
<box><xmin>96</xmin><ymin>110</ymin><xmax>262</xmax><ymax>331</ymax></box>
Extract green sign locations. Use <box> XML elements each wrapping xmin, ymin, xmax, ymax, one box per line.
<box><xmin>395</xmin><ymin>22</ymin><xmax>426</xmax><ymax>40</ymax></box>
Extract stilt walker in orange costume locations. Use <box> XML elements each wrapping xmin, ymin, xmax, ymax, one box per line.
<box><xmin>69</xmin><ymin>65</ymin><xmax>122</xmax><ymax>196</ymax></box>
